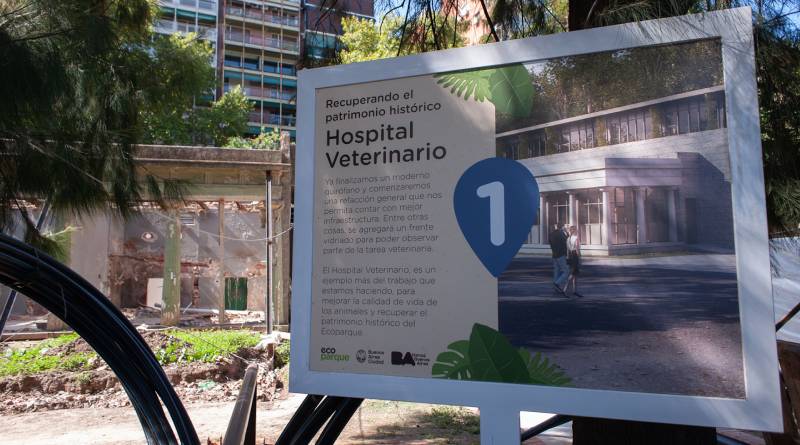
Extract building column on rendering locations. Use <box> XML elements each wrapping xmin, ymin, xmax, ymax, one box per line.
<box><xmin>635</xmin><ymin>187</ymin><xmax>647</xmax><ymax>244</ymax></box>
<box><xmin>568</xmin><ymin>192</ymin><xmax>576</xmax><ymax>227</ymax></box>
<box><xmin>600</xmin><ymin>188</ymin><xmax>612</xmax><ymax>247</ymax></box>
<box><xmin>539</xmin><ymin>194</ymin><xmax>547</xmax><ymax>244</ymax></box>
<box><xmin>667</xmin><ymin>187</ymin><xmax>678</xmax><ymax>242</ymax></box>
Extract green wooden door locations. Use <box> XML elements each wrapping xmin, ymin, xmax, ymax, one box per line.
<box><xmin>224</xmin><ymin>277</ymin><xmax>248</xmax><ymax>310</ymax></box>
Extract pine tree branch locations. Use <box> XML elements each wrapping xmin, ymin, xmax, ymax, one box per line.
<box><xmin>479</xmin><ymin>0</ymin><xmax>500</xmax><ymax>42</ymax></box>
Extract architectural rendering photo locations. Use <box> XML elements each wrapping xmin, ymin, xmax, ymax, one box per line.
<box><xmin>495</xmin><ymin>40</ymin><xmax>745</xmax><ymax>398</ymax></box>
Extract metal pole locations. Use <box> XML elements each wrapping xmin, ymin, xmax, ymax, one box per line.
<box><xmin>218</xmin><ymin>198</ymin><xmax>227</xmax><ymax>324</ymax></box>
<box><xmin>266</xmin><ymin>171</ymin><xmax>274</xmax><ymax>334</ymax></box>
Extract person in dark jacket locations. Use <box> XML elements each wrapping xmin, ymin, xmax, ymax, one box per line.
<box><xmin>548</xmin><ymin>223</ymin><xmax>569</xmax><ymax>295</ymax></box>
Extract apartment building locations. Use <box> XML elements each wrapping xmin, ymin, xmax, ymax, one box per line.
<box><xmin>155</xmin><ymin>0</ymin><xmax>374</xmax><ymax>139</ymax></box>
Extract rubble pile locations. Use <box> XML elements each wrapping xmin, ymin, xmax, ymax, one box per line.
<box><xmin>0</xmin><ymin>331</ymin><xmax>284</xmax><ymax>414</ymax></box>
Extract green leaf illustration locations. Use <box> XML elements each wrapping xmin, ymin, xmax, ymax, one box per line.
<box><xmin>434</xmin><ymin>70</ymin><xmax>492</xmax><ymax>102</ymax></box>
<box><xmin>467</xmin><ymin>323</ymin><xmax>531</xmax><ymax>384</ymax></box>
<box><xmin>518</xmin><ymin>348</ymin><xmax>572</xmax><ymax>387</ymax></box>
<box><xmin>431</xmin><ymin>340</ymin><xmax>472</xmax><ymax>379</ymax></box>
<box><xmin>431</xmin><ymin>323</ymin><xmax>572</xmax><ymax>387</ymax></box>
<box><xmin>488</xmin><ymin>65</ymin><xmax>534</xmax><ymax>118</ymax></box>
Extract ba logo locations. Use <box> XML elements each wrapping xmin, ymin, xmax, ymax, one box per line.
<box><xmin>356</xmin><ymin>350</ymin><xmax>367</xmax><ymax>363</ymax></box>
<box><xmin>391</xmin><ymin>351</ymin><xmax>416</xmax><ymax>366</ymax></box>
<box><xmin>320</xmin><ymin>347</ymin><xmax>336</xmax><ymax>354</ymax></box>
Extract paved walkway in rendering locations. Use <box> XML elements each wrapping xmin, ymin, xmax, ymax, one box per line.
<box><xmin>498</xmin><ymin>253</ymin><xmax>744</xmax><ymax>398</ymax></box>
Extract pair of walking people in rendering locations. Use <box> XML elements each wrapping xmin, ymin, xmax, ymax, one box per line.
<box><xmin>549</xmin><ymin>223</ymin><xmax>583</xmax><ymax>297</ymax></box>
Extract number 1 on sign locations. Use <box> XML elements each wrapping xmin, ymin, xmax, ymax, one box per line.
<box><xmin>476</xmin><ymin>181</ymin><xmax>505</xmax><ymax>246</ymax></box>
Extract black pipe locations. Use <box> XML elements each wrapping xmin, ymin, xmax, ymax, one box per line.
<box><xmin>520</xmin><ymin>414</ymin><xmax>572</xmax><ymax>442</ymax></box>
<box><xmin>223</xmin><ymin>364</ymin><xmax>260</xmax><ymax>445</ymax></box>
<box><xmin>315</xmin><ymin>398</ymin><xmax>363</xmax><ymax>445</ymax></box>
<box><xmin>274</xmin><ymin>394</ymin><xmax>324</xmax><ymax>445</ymax></box>
<box><xmin>288</xmin><ymin>396</ymin><xmax>345</xmax><ymax>445</ymax></box>
<box><xmin>0</xmin><ymin>233</ymin><xmax>199</xmax><ymax>444</ymax></box>
<box><xmin>0</xmin><ymin>248</ymin><xmax>177</xmax><ymax>444</ymax></box>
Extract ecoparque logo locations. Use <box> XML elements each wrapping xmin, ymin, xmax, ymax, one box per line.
<box><xmin>320</xmin><ymin>347</ymin><xmax>350</xmax><ymax>362</ymax></box>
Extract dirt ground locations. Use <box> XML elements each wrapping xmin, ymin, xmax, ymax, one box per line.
<box><xmin>0</xmin><ymin>331</ymin><xmax>275</xmax><ymax>414</ymax></box>
<box><xmin>0</xmin><ymin>393</ymin><xmax>486</xmax><ymax>445</ymax></box>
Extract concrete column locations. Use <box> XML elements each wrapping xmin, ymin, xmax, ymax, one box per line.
<box><xmin>600</xmin><ymin>188</ymin><xmax>612</xmax><ymax>247</ymax></box>
<box><xmin>161</xmin><ymin>210</ymin><xmax>181</xmax><ymax>326</ymax></box>
<box><xmin>539</xmin><ymin>194</ymin><xmax>547</xmax><ymax>244</ymax></box>
<box><xmin>217</xmin><ymin>199</ymin><xmax>227</xmax><ymax>324</ymax></box>
<box><xmin>635</xmin><ymin>187</ymin><xmax>647</xmax><ymax>244</ymax></box>
<box><xmin>667</xmin><ymin>187</ymin><xmax>678</xmax><ymax>242</ymax></box>
<box><xmin>568</xmin><ymin>192</ymin><xmax>576</xmax><ymax>227</ymax></box>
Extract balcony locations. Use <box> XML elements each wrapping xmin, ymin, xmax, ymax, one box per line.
<box><xmin>225</xmin><ymin>59</ymin><xmax>296</xmax><ymax>76</ymax></box>
<box><xmin>156</xmin><ymin>20</ymin><xmax>217</xmax><ymax>40</ymax></box>
<box><xmin>247</xmin><ymin>112</ymin><xmax>297</xmax><ymax>127</ymax></box>
<box><xmin>225</xmin><ymin>7</ymin><xmax>299</xmax><ymax>27</ymax></box>
<box><xmin>225</xmin><ymin>84</ymin><xmax>296</xmax><ymax>101</ymax></box>
<box><xmin>225</xmin><ymin>31</ymin><xmax>299</xmax><ymax>52</ymax></box>
<box><xmin>163</xmin><ymin>0</ymin><xmax>217</xmax><ymax>11</ymax></box>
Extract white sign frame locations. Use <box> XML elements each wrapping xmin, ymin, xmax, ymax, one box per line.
<box><xmin>291</xmin><ymin>7</ymin><xmax>781</xmax><ymax>438</ymax></box>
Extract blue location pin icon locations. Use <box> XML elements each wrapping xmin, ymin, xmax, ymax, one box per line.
<box><xmin>454</xmin><ymin>158</ymin><xmax>540</xmax><ymax>277</ymax></box>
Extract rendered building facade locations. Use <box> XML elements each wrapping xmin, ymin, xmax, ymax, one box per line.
<box><xmin>496</xmin><ymin>86</ymin><xmax>733</xmax><ymax>256</ymax></box>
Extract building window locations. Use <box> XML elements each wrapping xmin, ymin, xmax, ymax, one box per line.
<box><xmin>556</xmin><ymin>121</ymin><xmax>595</xmax><ymax>152</ymax></box>
<box><xmin>547</xmin><ymin>194</ymin><xmax>569</xmax><ymax>229</ymax></box>
<box><xmin>605</xmin><ymin>109</ymin><xmax>648</xmax><ymax>143</ymax></box>
<box><xmin>501</xmin><ymin>92</ymin><xmax>726</xmax><ymax>159</ymax></box>
<box><xmin>612</xmin><ymin>188</ymin><xmax>637</xmax><ymax>245</ymax></box>
<box><xmin>243</xmin><ymin>57</ymin><xmax>259</xmax><ymax>70</ymax></box>
<box><xmin>646</xmin><ymin>188</ymin><xmax>669</xmax><ymax>242</ymax></box>
<box><xmin>496</xmin><ymin>135</ymin><xmax>518</xmax><ymax>159</ymax></box>
<box><xmin>579</xmin><ymin>192</ymin><xmax>603</xmax><ymax>245</ymax></box>
<box><xmin>224</xmin><ymin>55</ymin><xmax>241</xmax><ymax>68</ymax></box>
<box><xmin>528</xmin><ymin>132</ymin><xmax>546</xmax><ymax>158</ymax></box>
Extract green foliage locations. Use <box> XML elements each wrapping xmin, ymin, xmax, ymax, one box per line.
<box><xmin>0</xmin><ymin>0</ymin><xmax>201</xmax><ymax>244</ymax></box>
<box><xmin>468</xmin><ymin>323</ymin><xmax>531</xmax><ymax>384</ymax></box>
<box><xmin>489</xmin><ymin>65</ymin><xmax>535</xmax><ymax>118</ymax></box>
<box><xmin>74</xmin><ymin>371</ymin><xmax>93</xmax><ymax>385</ymax></box>
<box><xmin>139</xmin><ymin>33</ymin><xmax>216</xmax><ymax>144</ymax></box>
<box><xmin>424</xmin><ymin>406</ymin><xmax>480</xmax><ymax>435</ymax></box>
<box><xmin>339</xmin><ymin>16</ymin><xmax>401</xmax><ymax>64</ymax></box>
<box><xmin>159</xmin><ymin>329</ymin><xmax>260</xmax><ymax>365</ymax></box>
<box><xmin>336</xmin><ymin>13</ymin><xmax>464</xmax><ymax>64</ymax></box>
<box><xmin>60</xmin><ymin>353</ymin><xmax>94</xmax><ymax>371</ymax></box>
<box><xmin>225</xmin><ymin>129</ymin><xmax>281</xmax><ymax>150</ymax></box>
<box><xmin>0</xmin><ymin>333</ymin><xmax>94</xmax><ymax>377</ymax></box>
<box><xmin>434</xmin><ymin>70</ymin><xmax>492</xmax><ymax>102</ymax></box>
<box><xmin>275</xmin><ymin>340</ymin><xmax>291</xmax><ymax>368</ymax></box>
<box><xmin>435</xmin><ymin>64</ymin><xmax>534</xmax><ymax>118</ymax></box>
<box><xmin>518</xmin><ymin>349</ymin><xmax>572</xmax><ymax>386</ymax></box>
<box><xmin>431</xmin><ymin>340</ymin><xmax>471</xmax><ymax>379</ymax></box>
<box><xmin>195</xmin><ymin>87</ymin><xmax>251</xmax><ymax>146</ymax></box>
<box><xmin>42</xmin><ymin>226</ymin><xmax>76</xmax><ymax>264</ymax></box>
<box><xmin>432</xmin><ymin>323</ymin><xmax>571</xmax><ymax>386</ymax></box>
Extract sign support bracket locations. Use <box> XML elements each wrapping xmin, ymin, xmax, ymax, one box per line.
<box><xmin>479</xmin><ymin>404</ymin><xmax>519</xmax><ymax>444</ymax></box>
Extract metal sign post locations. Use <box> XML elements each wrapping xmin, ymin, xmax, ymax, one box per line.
<box><xmin>266</xmin><ymin>171</ymin><xmax>274</xmax><ymax>334</ymax></box>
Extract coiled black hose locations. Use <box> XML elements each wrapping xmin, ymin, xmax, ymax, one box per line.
<box><xmin>0</xmin><ymin>233</ymin><xmax>199</xmax><ymax>444</ymax></box>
